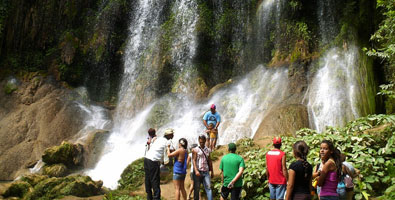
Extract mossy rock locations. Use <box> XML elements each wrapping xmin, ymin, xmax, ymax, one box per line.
<box><xmin>58</xmin><ymin>177</ymin><xmax>102</xmax><ymax>197</ymax></box>
<box><xmin>20</xmin><ymin>174</ymin><xmax>49</xmax><ymax>187</ymax></box>
<box><xmin>24</xmin><ymin>175</ymin><xmax>103</xmax><ymax>200</ymax></box>
<box><xmin>2</xmin><ymin>181</ymin><xmax>32</xmax><ymax>198</ymax></box>
<box><xmin>4</xmin><ymin>80</ymin><xmax>18</xmax><ymax>94</ymax></box>
<box><xmin>118</xmin><ymin>157</ymin><xmax>145</xmax><ymax>191</ymax></box>
<box><xmin>42</xmin><ymin>164</ymin><xmax>68</xmax><ymax>177</ymax></box>
<box><xmin>42</xmin><ymin>141</ymin><xmax>83</xmax><ymax>167</ymax></box>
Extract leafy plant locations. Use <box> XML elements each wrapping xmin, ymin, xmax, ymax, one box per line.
<box><xmin>118</xmin><ymin>158</ymin><xmax>145</xmax><ymax>191</ymax></box>
<box><xmin>235</xmin><ymin>114</ymin><xmax>395</xmax><ymax>199</ymax></box>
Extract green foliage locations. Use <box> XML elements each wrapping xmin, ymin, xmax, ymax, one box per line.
<box><xmin>377</xmin><ymin>82</ymin><xmax>395</xmax><ymax>99</ymax></box>
<box><xmin>237</xmin><ymin>114</ymin><xmax>395</xmax><ymax>199</ymax></box>
<box><xmin>365</xmin><ymin>0</ymin><xmax>395</xmax><ymax>82</ymax></box>
<box><xmin>118</xmin><ymin>158</ymin><xmax>145</xmax><ymax>191</ymax></box>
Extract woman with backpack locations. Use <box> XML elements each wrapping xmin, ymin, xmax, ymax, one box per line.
<box><xmin>285</xmin><ymin>141</ymin><xmax>313</xmax><ymax>200</ymax></box>
<box><xmin>167</xmin><ymin>138</ymin><xmax>189</xmax><ymax>200</ymax></box>
<box><xmin>337</xmin><ymin>154</ymin><xmax>358</xmax><ymax>200</ymax></box>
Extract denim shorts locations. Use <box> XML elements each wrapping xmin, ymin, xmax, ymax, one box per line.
<box><xmin>269</xmin><ymin>183</ymin><xmax>286</xmax><ymax>200</ymax></box>
<box><xmin>173</xmin><ymin>173</ymin><xmax>186</xmax><ymax>180</ymax></box>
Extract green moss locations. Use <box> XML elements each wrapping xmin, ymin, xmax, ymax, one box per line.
<box><xmin>118</xmin><ymin>158</ymin><xmax>145</xmax><ymax>191</ymax></box>
<box><xmin>3</xmin><ymin>181</ymin><xmax>32</xmax><ymax>198</ymax></box>
<box><xmin>42</xmin><ymin>164</ymin><xmax>68</xmax><ymax>177</ymax></box>
<box><xmin>4</xmin><ymin>81</ymin><xmax>17</xmax><ymax>94</ymax></box>
<box><xmin>42</xmin><ymin>142</ymin><xmax>82</xmax><ymax>167</ymax></box>
<box><xmin>20</xmin><ymin>174</ymin><xmax>49</xmax><ymax>187</ymax></box>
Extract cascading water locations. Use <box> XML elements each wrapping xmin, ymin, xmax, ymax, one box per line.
<box><xmin>317</xmin><ymin>0</ymin><xmax>337</xmax><ymax>45</ymax></box>
<box><xmin>86</xmin><ymin>0</ymin><xmax>200</xmax><ymax>188</ymax></box>
<box><xmin>306</xmin><ymin>0</ymin><xmax>375</xmax><ymax>131</ymax></box>
<box><xmin>306</xmin><ymin>46</ymin><xmax>375</xmax><ymax>132</ymax></box>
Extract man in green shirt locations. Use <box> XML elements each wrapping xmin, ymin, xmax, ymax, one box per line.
<box><xmin>219</xmin><ymin>143</ymin><xmax>245</xmax><ymax>200</ymax></box>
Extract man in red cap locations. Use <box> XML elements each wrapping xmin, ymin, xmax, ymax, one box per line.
<box><xmin>265</xmin><ymin>137</ymin><xmax>288</xmax><ymax>200</ymax></box>
<box><xmin>203</xmin><ymin>104</ymin><xmax>221</xmax><ymax>149</ymax></box>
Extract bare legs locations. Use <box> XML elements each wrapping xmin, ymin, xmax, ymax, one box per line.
<box><xmin>210</xmin><ymin>138</ymin><xmax>217</xmax><ymax>150</ymax></box>
<box><xmin>174</xmin><ymin>179</ymin><xmax>187</xmax><ymax>200</ymax></box>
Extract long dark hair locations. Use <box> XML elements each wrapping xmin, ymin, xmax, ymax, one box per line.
<box><xmin>321</xmin><ymin>140</ymin><xmax>342</xmax><ymax>178</ymax></box>
<box><xmin>293</xmin><ymin>141</ymin><xmax>310</xmax><ymax>178</ymax></box>
<box><xmin>179</xmin><ymin>138</ymin><xmax>188</xmax><ymax>150</ymax></box>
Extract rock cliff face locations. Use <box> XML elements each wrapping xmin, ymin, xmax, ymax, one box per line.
<box><xmin>0</xmin><ymin>76</ymin><xmax>85</xmax><ymax>180</ymax></box>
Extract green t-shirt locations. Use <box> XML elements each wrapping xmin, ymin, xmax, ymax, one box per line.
<box><xmin>219</xmin><ymin>153</ymin><xmax>245</xmax><ymax>188</ymax></box>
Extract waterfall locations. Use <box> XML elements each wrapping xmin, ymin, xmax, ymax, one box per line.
<box><xmin>80</xmin><ymin>0</ymin><xmax>376</xmax><ymax>189</ymax></box>
<box><xmin>86</xmin><ymin>0</ymin><xmax>200</xmax><ymax>188</ymax></box>
<box><xmin>307</xmin><ymin>0</ymin><xmax>375</xmax><ymax>131</ymax></box>
<box><xmin>317</xmin><ymin>0</ymin><xmax>337</xmax><ymax>45</ymax></box>
<box><xmin>306</xmin><ymin>46</ymin><xmax>375</xmax><ymax>132</ymax></box>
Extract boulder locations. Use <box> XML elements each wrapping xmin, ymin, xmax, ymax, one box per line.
<box><xmin>20</xmin><ymin>174</ymin><xmax>49</xmax><ymax>187</ymax></box>
<box><xmin>2</xmin><ymin>181</ymin><xmax>32</xmax><ymax>198</ymax></box>
<box><xmin>0</xmin><ymin>77</ymin><xmax>85</xmax><ymax>180</ymax></box>
<box><xmin>208</xmin><ymin>79</ymin><xmax>233</xmax><ymax>98</ymax></box>
<box><xmin>254</xmin><ymin>104</ymin><xmax>309</xmax><ymax>139</ymax></box>
<box><xmin>79</xmin><ymin>129</ymin><xmax>110</xmax><ymax>168</ymax></box>
<box><xmin>42</xmin><ymin>142</ymin><xmax>83</xmax><ymax>167</ymax></box>
<box><xmin>42</xmin><ymin>164</ymin><xmax>68</xmax><ymax>177</ymax></box>
<box><xmin>21</xmin><ymin>175</ymin><xmax>104</xmax><ymax>199</ymax></box>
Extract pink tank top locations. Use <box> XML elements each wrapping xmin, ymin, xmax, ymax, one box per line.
<box><xmin>320</xmin><ymin>170</ymin><xmax>338</xmax><ymax>197</ymax></box>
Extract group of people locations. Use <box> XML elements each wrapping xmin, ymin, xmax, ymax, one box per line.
<box><xmin>266</xmin><ymin>138</ymin><xmax>358</xmax><ymax>200</ymax></box>
<box><xmin>143</xmin><ymin>103</ymin><xmax>357</xmax><ymax>200</ymax></box>
<box><xmin>144</xmin><ymin>104</ymin><xmax>245</xmax><ymax>200</ymax></box>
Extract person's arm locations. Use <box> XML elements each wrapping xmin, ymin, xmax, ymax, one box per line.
<box><xmin>220</xmin><ymin>170</ymin><xmax>224</xmax><ymax>183</ymax></box>
<box><xmin>215</xmin><ymin>122</ymin><xmax>220</xmax><ymax>130</ymax></box>
<box><xmin>193</xmin><ymin>149</ymin><xmax>200</xmax><ymax>176</ymax></box>
<box><xmin>209</xmin><ymin>153</ymin><xmax>214</xmax><ymax>178</ymax></box>
<box><xmin>285</xmin><ymin>169</ymin><xmax>295</xmax><ymax>200</ymax></box>
<box><xmin>228</xmin><ymin>167</ymin><xmax>244</xmax><ymax>188</ymax></box>
<box><xmin>312</xmin><ymin>164</ymin><xmax>320</xmax><ymax>179</ymax></box>
<box><xmin>187</xmin><ymin>154</ymin><xmax>191</xmax><ymax>167</ymax></box>
<box><xmin>215</xmin><ymin>114</ymin><xmax>221</xmax><ymax>130</ymax></box>
<box><xmin>167</xmin><ymin>147</ymin><xmax>180</xmax><ymax>157</ymax></box>
<box><xmin>282</xmin><ymin>154</ymin><xmax>288</xmax><ymax>181</ymax></box>
<box><xmin>317</xmin><ymin>160</ymin><xmax>335</xmax><ymax>187</ymax></box>
<box><xmin>203</xmin><ymin>120</ymin><xmax>209</xmax><ymax>129</ymax></box>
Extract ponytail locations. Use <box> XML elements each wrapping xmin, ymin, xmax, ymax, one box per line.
<box><xmin>293</xmin><ymin>141</ymin><xmax>310</xmax><ymax>178</ymax></box>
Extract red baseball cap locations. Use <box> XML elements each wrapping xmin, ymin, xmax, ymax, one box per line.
<box><xmin>273</xmin><ymin>137</ymin><xmax>282</xmax><ymax>144</ymax></box>
<box><xmin>210</xmin><ymin>104</ymin><xmax>216</xmax><ymax>109</ymax></box>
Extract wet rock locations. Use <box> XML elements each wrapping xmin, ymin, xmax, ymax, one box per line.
<box><xmin>0</xmin><ymin>77</ymin><xmax>85</xmax><ymax>180</ymax></box>
<box><xmin>79</xmin><ymin>129</ymin><xmax>110</xmax><ymax>168</ymax></box>
<box><xmin>2</xmin><ymin>181</ymin><xmax>32</xmax><ymax>198</ymax></box>
<box><xmin>21</xmin><ymin>175</ymin><xmax>104</xmax><ymax>199</ymax></box>
<box><xmin>20</xmin><ymin>174</ymin><xmax>49</xmax><ymax>187</ymax></box>
<box><xmin>42</xmin><ymin>142</ymin><xmax>83</xmax><ymax>167</ymax></box>
<box><xmin>42</xmin><ymin>164</ymin><xmax>68</xmax><ymax>177</ymax></box>
<box><xmin>254</xmin><ymin>104</ymin><xmax>309</xmax><ymax>139</ymax></box>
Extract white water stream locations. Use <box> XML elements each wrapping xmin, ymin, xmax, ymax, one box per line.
<box><xmin>305</xmin><ymin>46</ymin><xmax>374</xmax><ymax>132</ymax></box>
